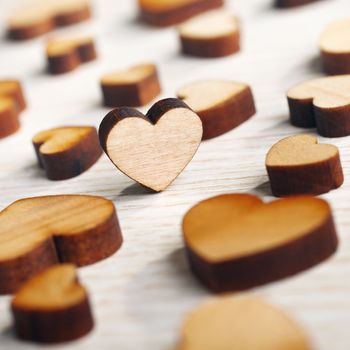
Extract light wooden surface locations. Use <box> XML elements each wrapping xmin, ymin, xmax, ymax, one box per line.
<box><xmin>0</xmin><ymin>0</ymin><xmax>350</xmax><ymax>349</ymax></box>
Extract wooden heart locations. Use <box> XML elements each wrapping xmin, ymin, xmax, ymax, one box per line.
<box><xmin>99</xmin><ymin>98</ymin><xmax>203</xmax><ymax>192</ymax></box>
<box><xmin>183</xmin><ymin>194</ymin><xmax>338</xmax><ymax>292</ymax></box>
<box><xmin>287</xmin><ymin>75</ymin><xmax>350</xmax><ymax>137</ymax></box>
<box><xmin>178</xmin><ymin>9</ymin><xmax>240</xmax><ymax>57</ymax></box>
<box><xmin>266</xmin><ymin>134</ymin><xmax>343</xmax><ymax>197</ymax></box>
<box><xmin>177</xmin><ymin>296</ymin><xmax>311</xmax><ymax>350</ymax></box>
<box><xmin>320</xmin><ymin>18</ymin><xmax>350</xmax><ymax>75</ymax></box>
<box><xmin>138</xmin><ymin>0</ymin><xmax>224</xmax><ymax>27</ymax></box>
<box><xmin>12</xmin><ymin>264</ymin><xmax>93</xmax><ymax>343</ymax></box>
<box><xmin>0</xmin><ymin>195</ymin><xmax>122</xmax><ymax>294</ymax></box>
<box><xmin>177</xmin><ymin>80</ymin><xmax>255</xmax><ymax>139</ymax></box>
<box><xmin>32</xmin><ymin>126</ymin><xmax>102</xmax><ymax>180</ymax></box>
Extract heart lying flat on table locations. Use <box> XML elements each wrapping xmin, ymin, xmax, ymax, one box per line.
<box><xmin>183</xmin><ymin>194</ymin><xmax>338</xmax><ymax>292</ymax></box>
<box><xmin>99</xmin><ymin>98</ymin><xmax>203</xmax><ymax>192</ymax></box>
<box><xmin>266</xmin><ymin>134</ymin><xmax>344</xmax><ymax>197</ymax></box>
<box><xmin>12</xmin><ymin>264</ymin><xmax>93</xmax><ymax>343</ymax></box>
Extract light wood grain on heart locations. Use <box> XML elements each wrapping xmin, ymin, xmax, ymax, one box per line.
<box><xmin>177</xmin><ymin>80</ymin><xmax>255</xmax><ymax>139</ymax></box>
<box><xmin>266</xmin><ymin>134</ymin><xmax>343</xmax><ymax>197</ymax></box>
<box><xmin>0</xmin><ymin>195</ymin><xmax>122</xmax><ymax>294</ymax></box>
<box><xmin>183</xmin><ymin>194</ymin><xmax>337</xmax><ymax>292</ymax></box>
<box><xmin>99</xmin><ymin>98</ymin><xmax>203</xmax><ymax>192</ymax></box>
<box><xmin>287</xmin><ymin>75</ymin><xmax>350</xmax><ymax>137</ymax></box>
<box><xmin>12</xmin><ymin>264</ymin><xmax>94</xmax><ymax>343</ymax></box>
<box><xmin>176</xmin><ymin>296</ymin><xmax>311</xmax><ymax>350</ymax></box>
<box><xmin>178</xmin><ymin>9</ymin><xmax>240</xmax><ymax>57</ymax></box>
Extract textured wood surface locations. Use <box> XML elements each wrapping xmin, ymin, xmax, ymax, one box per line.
<box><xmin>0</xmin><ymin>0</ymin><xmax>350</xmax><ymax>349</ymax></box>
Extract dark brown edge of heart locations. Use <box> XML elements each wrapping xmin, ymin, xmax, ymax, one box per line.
<box><xmin>98</xmin><ymin>98</ymin><xmax>195</xmax><ymax>152</ymax></box>
<box><xmin>183</xmin><ymin>197</ymin><xmax>338</xmax><ymax>293</ymax></box>
<box><xmin>12</xmin><ymin>272</ymin><xmax>94</xmax><ymax>343</ymax></box>
<box><xmin>288</xmin><ymin>95</ymin><xmax>350</xmax><ymax>138</ymax></box>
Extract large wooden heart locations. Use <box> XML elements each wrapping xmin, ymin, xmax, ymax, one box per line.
<box><xmin>99</xmin><ymin>98</ymin><xmax>203</xmax><ymax>192</ymax></box>
<box><xmin>183</xmin><ymin>194</ymin><xmax>338</xmax><ymax>292</ymax></box>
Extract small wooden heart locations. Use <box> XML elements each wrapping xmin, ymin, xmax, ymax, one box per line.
<box><xmin>99</xmin><ymin>98</ymin><xmax>203</xmax><ymax>192</ymax></box>
<box><xmin>266</xmin><ymin>134</ymin><xmax>344</xmax><ymax>197</ymax></box>
<box><xmin>12</xmin><ymin>264</ymin><xmax>93</xmax><ymax>343</ymax></box>
<box><xmin>183</xmin><ymin>194</ymin><xmax>338</xmax><ymax>292</ymax></box>
<box><xmin>287</xmin><ymin>75</ymin><xmax>350</xmax><ymax>137</ymax></box>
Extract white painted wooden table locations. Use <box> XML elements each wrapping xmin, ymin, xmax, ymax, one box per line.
<box><xmin>0</xmin><ymin>0</ymin><xmax>350</xmax><ymax>349</ymax></box>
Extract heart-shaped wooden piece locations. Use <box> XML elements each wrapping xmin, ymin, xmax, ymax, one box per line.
<box><xmin>138</xmin><ymin>0</ymin><xmax>224</xmax><ymax>27</ymax></box>
<box><xmin>32</xmin><ymin>126</ymin><xmax>102</xmax><ymax>180</ymax></box>
<box><xmin>46</xmin><ymin>36</ymin><xmax>96</xmax><ymax>74</ymax></box>
<box><xmin>320</xmin><ymin>18</ymin><xmax>350</xmax><ymax>75</ymax></box>
<box><xmin>178</xmin><ymin>9</ymin><xmax>240</xmax><ymax>57</ymax></box>
<box><xmin>12</xmin><ymin>264</ymin><xmax>93</xmax><ymax>343</ymax></box>
<box><xmin>99</xmin><ymin>98</ymin><xmax>203</xmax><ymax>192</ymax></box>
<box><xmin>176</xmin><ymin>296</ymin><xmax>311</xmax><ymax>350</ymax></box>
<box><xmin>101</xmin><ymin>63</ymin><xmax>161</xmax><ymax>107</ymax></box>
<box><xmin>287</xmin><ymin>75</ymin><xmax>350</xmax><ymax>137</ymax></box>
<box><xmin>7</xmin><ymin>0</ymin><xmax>91</xmax><ymax>41</ymax></box>
<box><xmin>266</xmin><ymin>134</ymin><xmax>343</xmax><ymax>197</ymax></box>
<box><xmin>183</xmin><ymin>194</ymin><xmax>337</xmax><ymax>292</ymax></box>
<box><xmin>0</xmin><ymin>195</ymin><xmax>122</xmax><ymax>294</ymax></box>
<box><xmin>177</xmin><ymin>80</ymin><xmax>255</xmax><ymax>139</ymax></box>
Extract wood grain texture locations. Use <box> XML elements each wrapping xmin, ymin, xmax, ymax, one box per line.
<box><xmin>99</xmin><ymin>99</ymin><xmax>203</xmax><ymax>192</ymax></box>
<box><xmin>178</xmin><ymin>9</ymin><xmax>240</xmax><ymax>57</ymax></box>
<box><xmin>138</xmin><ymin>0</ymin><xmax>224</xmax><ymax>27</ymax></box>
<box><xmin>7</xmin><ymin>0</ymin><xmax>91</xmax><ymax>40</ymax></box>
<box><xmin>266</xmin><ymin>134</ymin><xmax>344</xmax><ymax>196</ymax></box>
<box><xmin>32</xmin><ymin>126</ymin><xmax>102</xmax><ymax>180</ymax></box>
<box><xmin>101</xmin><ymin>64</ymin><xmax>161</xmax><ymax>107</ymax></box>
<box><xmin>12</xmin><ymin>264</ymin><xmax>94</xmax><ymax>343</ymax></box>
<box><xmin>0</xmin><ymin>1</ymin><xmax>350</xmax><ymax>349</ymax></box>
<box><xmin>0</xmin><ymin>195</ymin><xmax>122</xmax><ymax>294</ymax></box>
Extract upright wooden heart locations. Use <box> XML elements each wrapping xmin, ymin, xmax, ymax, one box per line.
<box><xmin>183</xmin><ymin>194</ymin><xmax>337</xmax><ymax>292</ymax></box>
<box><xmin>320</xmin><ymin>18</ymin><xmax>350</xmax><ymax>75</ymax></box>
<box><xmin>0</xmin><ymin>195</ymin><xmax>122</xmax><ymax>294</ymax></box>
<box><xmin>266</xmin><ymin>134</ymin><xmax>343</xmax><ymax>197</ymax></box>
<box><xmin>176</xmin><ymin>296</ymin><xmax>311</xmax><ymax>350</ymax></box>
<box><xmin>99</xmin><ymin>98</ymin><xmax>203</xmax><ymax>192</ymax></box>
<box><xmin>12</xmin><ymin>264</ymin><xmax>93</xmax><ymax>343</ymax></box>
<box><xmin>287</xmin><ymin>75</ymin><xmax>350</xmax><ymax>137</ymax></box>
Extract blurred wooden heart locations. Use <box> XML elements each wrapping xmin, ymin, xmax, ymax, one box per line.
<box><xmin>99</xmin><ymin>98</ymin><xmax>203</xmax><ymax>192</ymax></box>
<box><xmin>183</xmin><ymin>194</ymin><xmax>338</xmax><ymax>292</ymax></box>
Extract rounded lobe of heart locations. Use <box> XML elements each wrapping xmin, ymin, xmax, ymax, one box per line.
<box><xmin>178</xmin><ymin>10</ymin><xmax>238</xmax><ymax>39</ymax></box>
<box><xmin>177</xmin><ymin>80</ymin><xmax>247</xmax><ymax>113</ymax></box>
<box><xmin>0</xmin><ymin>80</ymin><xmax>21</xmax><ymax>96</ymax></box>
<box><xmin>183</xmin><ymin>194</ymin><xmax>331</xmax><ymax>262</ymax></box>
<box><xmin>287</xmin><ymin>75</ymin><xmax>350</xmax><ymax>109</ymax></box>
<box><xmin>0</xmin><ymin>195</ymin><xmax>115</xmax><ymax>261</ymax></box>
<box><xmin>32</xmin><ymin>126</ymin><xmax>96</xmax><ymax>154</ymax></box>
<box><xmin>12</xmin><ymin>264</ymin><xmax>86</xmax><ymax>311</ymax></box>
<box><xmin>139</xmin><ymin>0</ymin><xmax>202</xmax><ymax>12</ymax></box>
<box><xmin>106</xmin><ymin>107</ymin><xmax>203</xmax><ymax>191</ymax></box>
<box><xmin>101</xmin><ymin>64</ymin><xmax>156</xmax><ymax>85</ymax></box>
<box><xmin>177</xmin><ymin>296</ymin><xmax>311</xmax><ymax>350</ymax></box>
<box><xmin>320</xmin><ymin>18</ymin><xmax>350</xmax><ymax>54</ymax></box>
<box><xmin>46</xmin><ymin>36</ymin><xmax>93</xmax><ymax>56</ymax></box>
<box><xmin>266</xmin><ymin>134</ymin><xmax>339</xmax><ymax>167</ymax></box>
